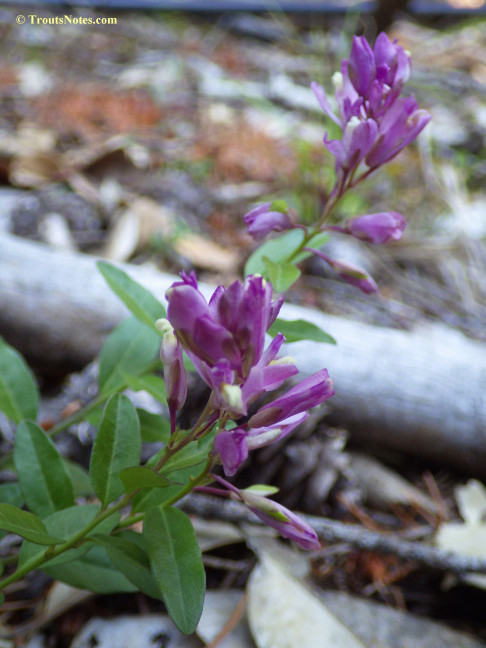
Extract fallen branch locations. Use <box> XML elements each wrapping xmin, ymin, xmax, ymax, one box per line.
<box><xmin>180</xmin><ymin>494</ymin><xmax>486</xmax><ymax>575</ymax></box>
<box><xmin>1</xmin><ymin>232</ymin><xmax>486</xmax><ymax>475</ymax></box>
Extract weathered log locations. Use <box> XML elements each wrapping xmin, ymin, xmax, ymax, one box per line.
<box><xmin>1</xmin><ymin>231</ymin><xmax>485</xmax><ymax>475</ymax></box>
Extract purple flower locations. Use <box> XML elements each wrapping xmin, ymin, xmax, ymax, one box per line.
<box><xmin>244</xmin><ymin>203</ymin><xmax>292</xmax><ymax>240</ymax></box>
<box><xmin>248</xmin><ymin>369</ymin><xmax>334</xmax><ymax>429</ymax></box>
<box><xmin>240</xmin><ymin>491</ymin><xmax>320</xmax><ymax>550</ymax></box>
<box><xmin>373</xmin><ymin>32</ymin><xmax>411</xmax><ymax>107</ymax></box>
<box><xmin>365</xmin><ymin>96</ymin><xmax>431</xmax><ymax>169</ymax></box>
<box><xmin>156</xmin><ymin>318</ymin><xmax>187</xmax><ymax>435</ymax></box>
<box><xmin>311</xmin><ymin>33</ymin><xmax>429</xmax><ymax>178</ymax></box>
<box><xmin>213</xmin><ymin>428</ymin><xmax>249</xmax><ymax>476</ymax></box>
<box><xmin>166</xmin><ymin>273</ymin><xmax>300</xmax><ymax>421</ymax></box>
<box><xmin>324</xmin><ymin>117</ymin><xmax>378</xmax><ymax>174</ymax></box>
<box><xmin>214</xmin><ymin>412</ymin><xmax>308</xmax><ymax>476</ymax></box>
<box><xmin>166</xmin><ymin>272</ymin><xmax>240</xmax><ymax>369</ymax></box>
<box><xmin>346</xmin><ymin>211</ymin><xmax>406</xmax><ymax>244</ymax></box>
<box><xmin>166</xmin><ymin>273</ymin><xmax>283</xmax><ymax>377</ymax></box>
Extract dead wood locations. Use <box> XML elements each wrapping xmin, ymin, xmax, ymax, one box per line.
<box><xmin>180</xmin><ymin>494</ymin><xmax>486</xmax><ymax>576</ymax></box>
<box><xmin>1</xmin><ymin>231</ymin><xmax>486</xmax><ymax>475</ymax></box>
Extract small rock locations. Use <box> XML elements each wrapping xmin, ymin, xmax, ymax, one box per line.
<box><xmin>70</xmin><ymin>615</ymin><xmax>200</xmax><ymax>648</ymax></box>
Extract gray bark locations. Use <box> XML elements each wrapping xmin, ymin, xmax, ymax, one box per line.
<box><xmin>1</xmin><ymin>231</ymin><xmax>485</xmax><ymax>475</ymax></box>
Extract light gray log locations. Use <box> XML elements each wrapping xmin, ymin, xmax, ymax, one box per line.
<box><xmin>1</xmin><ymin>231</ymin><xmax>485</xmax><ymax>475</ymax></box>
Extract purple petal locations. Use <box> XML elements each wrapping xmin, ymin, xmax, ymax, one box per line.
<box><xmin>213</xmin><ymin>429</ymin><xmax>249</xmax><ymax>476</ymax></box>
<box><xmin>247</xmin><ymin>412</ymin><xmax>309</xmax><ymax>449</ymax></box>
<box><xmin>248</xmin><ymin>369</ymin><xmax>334</xmax><ymax>428</ymax></box>
<box><xmin>310</xmin><ymin>81</ymin><xmax>341</xmax><ymax>126</ymax></box>
<box><xmin>348</xmin><ymin>35</ymin><xmax>376</xmax><ymax>96</ymax></box>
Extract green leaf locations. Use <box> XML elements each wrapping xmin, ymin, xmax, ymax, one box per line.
<box><xmin>43</xmin><ymin>544</ymin><xmax>137</xmax><ymax>594</ymax></box>
<box><xmin>293</xmin><ymin>231</ymin><xmax>329</xmax><ymax>263</ymax></box>
<box><xmin>262</xmin><ymin>256</ymin><xmax>301</xmax><ymax>293</ymax></box>
<box><xmin>19</xmin><ymin>504</ymin><xmax>120</xmax><ymax>568</ymax></box>
<box><xmin>119</xmin><ymin>466</ymin><xmax>171</xmax><ymax>494</ymax></box>
<box><xmin>97</xmin><ymin>261</ymin><xmax>166</xmax><ymax>333</ymax></box>
<box><xmin>0</xmin><ymin>484</ymin><xmax>24</xmax><ymax>541</ymax></box>
<box><xmin>0</xmin><ymin>483</ymin><xmax>23</xmax><ymax>508</ymax></box>
<box><xmin>0</xmin><ymin>504</ymin><xmax>63</xmax><ymax>545</ymax></box>
<box><xmin>14</xmin><ymin>421</ymin><xmax>74</xmax><ymax>518</ymax></box>
<box><xmin>268</xmin><ymin>318</ymin><xmax>337</xmax><ymax>345</ymax></box>
<box><xmin>0</xmin><ymin>336</ymin><xmax>39</xmax><ymax>424</ymax></box>
<box><xmin>92</xmin><ymin>532</ymin><xmax>161</xmax><ymax>599</ymax></box>
<box><xmin>123</xmin><ymin>373</ymin><xmax>167</xmax><ymax>405</ymax></box>
<box><xmin>89</xmin><ymin>394</ymin><xmax>141</xmax><ymax>506</ymax></box>
<box><xmin>244</xmin><ymin>229</ymin><xmax>304</xmax><ymax>277</ymax></box>
<box><xmin>137</xmin><ymin>409</ymin><xmax>171</xmax><ymax>444</ymax></box>
<box><xmin>144</xmin><ymin>506</ymin><xmax>205</xmax><ymax>634</ymax></box>
<box><xmin>98</xmin><ymin>317</ymin><xmax>161</xmax><ymax>395</ymax></box>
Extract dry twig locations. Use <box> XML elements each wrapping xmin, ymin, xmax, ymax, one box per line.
<box><xmin>180</xmin><ymin>494</ymin><xmax>486</xmax><ymax>575</ymax></box>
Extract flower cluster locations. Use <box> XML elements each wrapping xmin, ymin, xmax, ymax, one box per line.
<box><xmin>242</xmin><ymin>33</ymin><xmax>430</xmax><ymax>295</ymax></box>
<box><xmin>158</xmin><ymin>272</ymin><xmax>335</xmax><ymax>548</ymax></box>
<box><xmin>311</xmin><ymin>32</ymin><xmax>430</xmax><ymax>183</ymax></box>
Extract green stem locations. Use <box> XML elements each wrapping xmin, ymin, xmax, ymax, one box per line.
<box><xmin>47</xmin><ymin>391</ymin><xmax>111</xmax><ymax>438</ymax></box>
<box><xmin>283</xmin><ymin>171</ymin><xmax>351</xmax><ymax>270</ymax></box>
<box><xmin>0</xmin><ymin>496</ymin><xmax>129</xmax><ymax>593</ymax></box>
<box><xmin>117</xmin><ymin>457</ymin><xmax>215</xmax><ymax>530</ymax></box>
<box><xmin>162</xmin><ymin>456</ymin><xmax>214</xmax><ymax>508</ymax></box>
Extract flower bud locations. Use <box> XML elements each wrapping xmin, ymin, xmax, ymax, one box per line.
<box><xmin>346</xmin><ymin>211</ymin><xmax>406</xmax><ymax>244</ymax></box>
<box><xmin>244</xmin><ymin>202</ymin><xmax>293</xmax><ymax>241</ymax></box>
<box><xmin>157</xmin><ymin>318</ymin><xmax>187</xmax><ymax>434</ymax></box>
<box><xmin>304</xmin><ymin>247</ymin><xmax>379</xmax><ymax>295</ymax></box>
<box><xmin>240</xmin><ymin>491</ymin><xmax>320</xmax><ymax>550</ymax></box>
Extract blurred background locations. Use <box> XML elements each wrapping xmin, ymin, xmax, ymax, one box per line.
<box><xmin>1</xmin><ymin>0</ymin><xmax>485</xmax><ymax>351</ymax></box>
<box><xmin>1</xmin><ymin>1</ymin><xmax>486</xmax><ymax>645</ymax></box>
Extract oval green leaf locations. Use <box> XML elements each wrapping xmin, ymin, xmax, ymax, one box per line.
<box><xmin>98</xmin><ymin>317</ymin><xmax>161</xmax><ymax>395</ymax></box>
<box><xmin>144</xmin><ymin>506</ymin><xmax>205</xmax><ymax>634</ymax></box>
<box><xmin>92</xmin><ymin>532</ymin><xmax>161</xmax><ymax>600</ymax></box>
<box><xmin>0</xmin><ymin>336</ymin><xmax>39</xmax><ymax>424</ymax></box>
<box><xmin>268</xmin><ymin>318</ymin><xmax>337</xmax><ymax>345</ymax></box>
<box><xmin>43</xmin><ymin>544</ymin><xmax>137</xmax><ymax>594</ymax></box>
<box><xmin>14</xmin><ymin>421</ymin><xmax>74</xmax><ymax>519</ymax></box>
<box><xmin>0</xmin><ymin>503</ymin><xmax>63</xmax><ymax>545</ymax></box>
<box><xmin>97</xmin><ymin>261</ymin><xmax>166</xmax><ymax>333</ymax></box>
<box><xmin>89</xmin><ymin>394</ymin><xmax>141</xmax><ymax>506</ymax></box>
